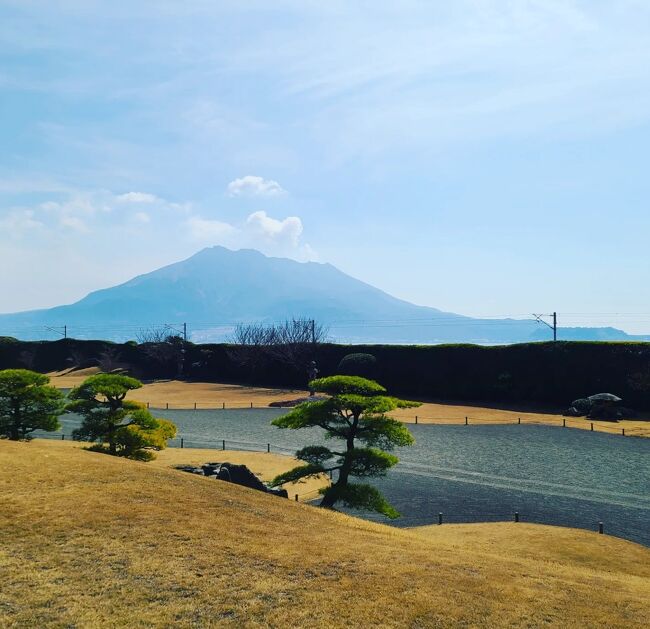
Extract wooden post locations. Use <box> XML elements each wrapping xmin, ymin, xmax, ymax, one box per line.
<box><xmin>518</xmin><ymin>417</ymin><xmax>521</xmax><ymax>425</ymax></box>
<box><xmin>622</xmin><ymin>428</ymin><xmax>625</xmax><ymax>436</ymax></box>
<box><xmin>598</xmin><ymin>521</ymin><xmax>604</xmax><ymax>534</ymax></box>
<box><xmin>562</xmin><ymin>417</ymin><xmax>566</xmax><ymax>427</ymax></box>
<box><xmin>180</xmin><ymin>438</ymin><xmax>184</xmax><ymax>449</ymax></box>
<box><xmin>415</xmin><ymin>415</ymin><xmax>418</xmax><ymax>424</ymax></box>
<box><xmin>147</xmin><ymin>402</ymin><xmax>150</xmax><ymax>409</ymax></box>
<box><xmin>514</xmin><ymin>512</ymin><xmax>519</xmax><ymax>523</ymax></box>
<box><xmin>591</xmin><ymin>423</ymin><xmax>594</xmax><ymax>432</ymax></box>
<box><xmin>194</xmin><ymin>402</ymin><xmax>197</xmax><ymax>410</ymax></box>
<box><xmin>222</xmin><ymin>402</ymin><xmax>225</xmax><ymax>409</ymax></box>
<box><xmin>250</xmin><ymin>402</ymin><xmax>253</xmax><ymax>408</ymax></box>
<box><xmin>166</xmin><ymin>402</ymin><xmax>169</xmax><ymax>410</ymax></box>
<box><xmin>465</xmin><ymin>416</ymin><xmax>468</xmax><ymax>425</ymax></box>
<box><xmin>267</xmin><ymin>443</ymin><xmax>270</xmax><ymax>453</ymax></box>
<box><xmin>295</xmin><ymin>494</ymin><xmax>299</xmax><ymax>502</ymax></box>
<box><xmin>222</xmin><ymin>439</ymin><xmax>225</xmax><ymax>451</ymax></box>
<box><xmin>61</xmin><ymin>434</ymin><xmax>65</xmax><ymax>440</ymax></box>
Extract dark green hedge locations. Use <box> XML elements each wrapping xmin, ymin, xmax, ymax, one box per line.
<box><xmin>1</xmin><ymin>338</ymin><xmax>649</xmax><ymax>409</ymax></box>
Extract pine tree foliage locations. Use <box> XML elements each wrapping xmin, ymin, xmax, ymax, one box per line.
<box><xmin>67</xmin><ymin>373</ymin><xmax>176</xmax><ymax>460</ymax></box>
<box><xmin>0</xmin><ymin>369</ymin><xmax>65</xmax><ymax>440</ymax></box>
<box><xmin>271</xmin><ymin>375</ymin><xmax>419</xmax><ymax>518</ymax></box>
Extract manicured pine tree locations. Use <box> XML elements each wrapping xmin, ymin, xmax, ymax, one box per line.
<box><xmin>270</xmin><ymin>375</ymin><xmax>419</xmax><ymax>518</ymax></box>
<box><xmin>67</xmin><ymin>373</ymin><xmax>176</xmax><ymax>461</ymax></box>
<box><xmin>0</xmin><ymin>369</ymin><xmax>65</xmax><ymax>440</ymax></box>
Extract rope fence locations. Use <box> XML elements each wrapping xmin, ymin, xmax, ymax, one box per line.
<box><xmin>429</xmin><ymin>511</ymin><xmax>607</xmax><ymax>535</ymax></box>
<box><xmin>145</xmin><ymin>401</ymin><xmax>291</xmax><ymax>410</ymax></box>
<box><xmin>404</xmin><ymin>413</ymin><xmax>640</xmax><ymax>436</ymax></box>
<box><xmin>138</xmin><ymin>401</ymin><xmax>644</xmax><ymax>437</ymax></box>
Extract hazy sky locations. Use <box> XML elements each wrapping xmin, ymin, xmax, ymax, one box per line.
<box><xmin>2</xmin><ymin>1</ymin><xmax>650</xmax><ymax>332</ymax></box>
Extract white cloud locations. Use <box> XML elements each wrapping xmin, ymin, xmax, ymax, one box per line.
<box><xmin>59</xmin><ymin>215</ymin><xmax>89</xmax><ymax>232</ymax></box>
<box><xmin>117</xmin><ymin>191</ymin><xmax>158</xmax><ymax>203</ymax></box>
<box><xmin>186</xmin><ymin>216</ymin><xmax>237</xmax><ymax>242</ymax></box>
<box><xmin>227</xmin><ymin>175</ymin><xmax>286</xmax><ymax>197</ymax></box>
<box><xmin>184</xmin><ymin>209</ymin><xmax>315</xmax><ymax>261</ymax></box>
<box><xmin>0</xmin><ymin>209</ymin><xmax>44</xmax><ymax>234</ymax></box>
<box><xmin>133</xmin><ymin>211</ymin><xmax>151</xmax><ymax>224</ymax></box>
<box><xmin>245</xmin><ymin>210</ymin><xmax>303</xmax><ymax>246</ymax></box>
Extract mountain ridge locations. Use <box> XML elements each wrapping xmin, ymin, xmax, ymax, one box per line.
<box><xmin>1</xmin><ymin>246</ymin><xmax>647</xmax><ymax>344</ymax></box>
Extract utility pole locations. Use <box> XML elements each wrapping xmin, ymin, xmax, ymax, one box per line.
<box><xmin>45</xmin><ymin>325</ymin><xmax>67</xmax><ymax>339</ymax></box>
<box><xmin>164</xmin><ymin>322</ymin><xmax>187</xmax><ymax>342</ymax></box>
<box><xmin>552</xmin><ymin>312</ymin><xmax>557</xmax><ymax>342</ymax></box>
<box><xmin>311</xmin><ymin>319</ymin><xmax>316</xmax><ymax>346</ymax></box>
<box><xmin>533</xmin><ymin>312</ymin><xmax>557</xmax><ymax>341</ymax></box>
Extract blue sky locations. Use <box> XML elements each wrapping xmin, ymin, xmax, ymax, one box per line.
<box><xmin>1</xmin><ymin>1</ymin><xmax>650</xmax><ymax>332</ymax></box>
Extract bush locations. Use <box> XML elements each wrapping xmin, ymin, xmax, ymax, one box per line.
<box><xmin>337</xmin><ymin>353</ymin><xmax>378</xmax><ymax>378</ymax></box>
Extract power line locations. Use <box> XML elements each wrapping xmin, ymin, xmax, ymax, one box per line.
<box><xmin>533</xmin><ymin>312</ymin><xmax>557</xmax><ymax>342</ymax></box>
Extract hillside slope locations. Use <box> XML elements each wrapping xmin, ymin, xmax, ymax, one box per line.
<box><xmin>1</xmin><ymin>440</ymin><xmax>649</xmax><ymax>628</ymax></box>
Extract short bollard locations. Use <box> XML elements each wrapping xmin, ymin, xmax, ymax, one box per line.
<box><xmin>514</xmin><ymin>512</ymin><xmax>519</xmax><ymax>523</ymax></box>
<box><xmin>598</xmin><ymin>521</ymin><xmax>604</xmax><ymax>534</ymax></box>
<box><xmin>465</xmin><ymin>416</ymin><xmax>468</xmax><ymax>425</ymax></box>
<box><xmin>180</xmin><ymin>438</ymin><xmax>184</xmax><ymax>449</ymax></box>
<box><xmin>222</xmin><ymin>439</ymin><xmax>225</xmax><ymax>451</ymax></box>
<box><xmin>438</xmin><ymin>512</ymin><xmax>443</xmax><ymax>525</ymax></box>
<box><xmin>267</xmin><ymin>443</ymin><xmax>270</xmax><ymax>453</ymax></box>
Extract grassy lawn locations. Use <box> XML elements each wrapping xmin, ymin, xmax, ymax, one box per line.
<box><xmin>1</xmin><ymin>439</ymin><xmax>649</xmax><ymax>627</ymax></box>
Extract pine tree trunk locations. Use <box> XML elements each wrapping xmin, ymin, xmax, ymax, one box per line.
<box><xmin>320</xmin><ymin>428</ymin><xmax>356</xmax><ymax>508</ymax></box>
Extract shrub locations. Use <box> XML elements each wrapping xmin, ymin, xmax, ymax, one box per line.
<box><xmin>337</xmin><ymin>353</ymin><xmax>378</xmax><ymax>378</ymax></box>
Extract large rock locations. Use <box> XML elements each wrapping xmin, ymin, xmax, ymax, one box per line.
<box><xmin>176</xmin><ymin>461</ymin><xmax>288</xmax><ymax>497</ymax></box>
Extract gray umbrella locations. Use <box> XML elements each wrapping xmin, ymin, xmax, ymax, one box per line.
<box><xmin>588</xmin><ymin>393</ymin><xmax>622</xmax><ymax>403</ymax></box>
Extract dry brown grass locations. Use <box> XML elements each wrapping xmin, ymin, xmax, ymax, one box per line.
<box><xmin>2</xmin><ymin>439</ymin><xmax>649</xmax><ymax>628</ymax></box>
<box><xmin>48</xmin><ymin>370</ymin><xmax>650</xmax><ymax>438</ymax></box>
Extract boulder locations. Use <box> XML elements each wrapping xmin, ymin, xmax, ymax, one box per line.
<box><xmin>176</xmin><ymin>461</ymin><xmax>288</xmax><ymax>498</ymax></box>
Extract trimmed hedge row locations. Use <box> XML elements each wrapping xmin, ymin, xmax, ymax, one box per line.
<box><xmin>1</xmin><ymin>337</ymin><xmax>649</xmax><ymax>409</ymax></box>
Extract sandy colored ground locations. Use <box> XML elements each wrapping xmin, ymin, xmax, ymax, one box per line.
<box><xmin>143</xmin><ymin>445</ymin><xmax>327</xmax><ymax>501</ymax></box>
<box><xmin>1</xmin><ymin>439</ymin><xmax>649</xmax><ymax>628</ymax></box>
<box><xmin>48</xmin><ymin>368</ymin><xmax>305</xmax><ymax>408</ymax></box>
<box><xmin>48</xmin><ymin>368</ymin><xmax>650</xmax><ymax>438</ymax></box>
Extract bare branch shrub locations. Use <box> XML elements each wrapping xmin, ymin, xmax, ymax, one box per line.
<box><xmin>136</xmin><ymin>326</ymin><xmax>170</xmax><ymax>344</ymax></box>
<box><xmin>228</xmin><ymin>318</ymin><xmax>328</xmax><ymax>376</ymax></box>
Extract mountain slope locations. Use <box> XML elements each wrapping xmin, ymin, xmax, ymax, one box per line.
<box><xmin>0</xmin><ymin>246</ymin><xmax>646</xmax><ymax>343</ymax></box>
